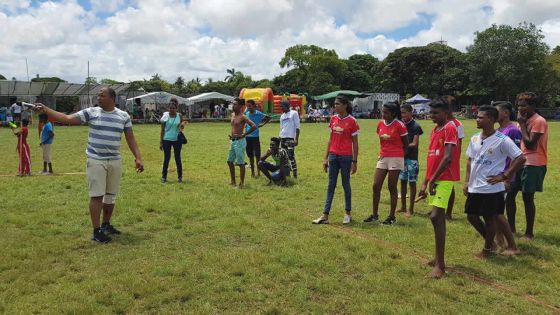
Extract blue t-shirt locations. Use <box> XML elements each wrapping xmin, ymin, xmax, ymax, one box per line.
<box><xmin>245</xmin><ymin>110</ymin><xmax>266</xmax><ymax>138</ymax></box>
<box><xmin>41</xmin><ymin>122</ymin><xmax>54</xmax><ymax>144</ymax></box>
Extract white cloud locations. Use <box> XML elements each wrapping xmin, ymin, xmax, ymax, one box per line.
<box><xmin>0</xmin><ymin>0</ymin><xmax>559</xmax><ymax>83</ymax></box>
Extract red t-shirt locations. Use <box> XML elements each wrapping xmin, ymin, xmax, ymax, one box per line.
<box><xmin>377</xmin><ymin>119</ymin><xmax>408</xmax><ymax>157</ymax></box>
<box><xmin>426</xmin><ymin>121</ymin><xmax>460</xmax><ymax>181</ymax></box>
<box><xmin>328</xmin><ymin>114</ymin><xmax>359</xmax><ymax>156</ymax></box>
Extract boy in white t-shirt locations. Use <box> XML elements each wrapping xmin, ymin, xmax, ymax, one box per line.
<box><xmin>463</xmin><ymin>106</ymin><xmax>525</xmax><ymax>258</ymax></box>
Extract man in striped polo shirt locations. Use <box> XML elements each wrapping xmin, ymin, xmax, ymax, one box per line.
<box><xmin>35</xmin><ymin>87</ymin><xmax>144</xmax><ymax>243</ymax></box>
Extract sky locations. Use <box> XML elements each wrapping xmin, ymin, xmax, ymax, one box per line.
<box><xmin>1</xmin><ymin>0</ymin><xmax>560</xmax><ymax>84</ymax></box>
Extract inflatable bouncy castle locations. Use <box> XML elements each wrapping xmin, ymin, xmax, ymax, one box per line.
<box><xmin>239</xmin><ymin>88</ymin><xmax>274</xmax><ymax>113</ymax></box>
<box><xmin>273</xmin><ymin>94</ymin><xmax>306</xmax><ymax>116</ymax></box>
<box><xmin>239</xmin><ymin>88</ymin><xmax>306</xmax><ymax>116</ymax></box>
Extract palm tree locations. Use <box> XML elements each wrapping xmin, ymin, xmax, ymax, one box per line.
<box><xmin>225</xmin><ymin>68</ymin><xmax>237</xmax><ymax>82</ymax></box>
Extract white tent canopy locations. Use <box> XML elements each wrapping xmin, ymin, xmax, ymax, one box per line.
<box><xmin>125</xmin><ymin>91</ymin><xmax>192</xmax><ymax>112</ymax></box>
<box><xmin>187</xmin><ymin>92</ymin><xmax>234</xmax><ymax>103</ymax></box>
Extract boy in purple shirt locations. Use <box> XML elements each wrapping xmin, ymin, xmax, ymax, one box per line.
<box><xmin>494</xmin><ymin>101</ymin><xmax>521</xmax><ymax>254</ymax></box>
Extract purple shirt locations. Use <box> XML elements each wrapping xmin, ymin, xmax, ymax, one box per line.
<box><xmin>498</xmin><ymin>123</ymin><xmax>522</xmax><ymax>170</ymax></box>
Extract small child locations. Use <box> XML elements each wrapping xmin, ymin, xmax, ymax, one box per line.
<box><xmin>39</xmin><ymin>113</ymin><xmax>54</xmax><ymax>174</ymax></box>
<box><xmin>15</xmin><ymin>119</ymin><xmax>31</xmax><ymax>176</ymax></box>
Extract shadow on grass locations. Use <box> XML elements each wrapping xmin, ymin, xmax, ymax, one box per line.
<box><xmin>516</xmin><ymin>242</ymin><xmax>555</xmax><ymax>261</ymax></box>
<box><xmin>535</xmin><ymin>233</ymin><xmax>560</xmax><ymax>248</ymax></box>
<box><xmin>112</xmin><ymin>231</ymin><xmax>152</xmax><ymax>246</ymax></box>
<box><xmin>450</xmin><ymin>264</ymin><xmax>495</xmax><ymax>282</ymax></box>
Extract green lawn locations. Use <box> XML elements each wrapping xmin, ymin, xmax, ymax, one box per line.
<box><xmin>1</xmin><ymin>119</ymin><xmax>559</xmax><ymax>314</ymax></box>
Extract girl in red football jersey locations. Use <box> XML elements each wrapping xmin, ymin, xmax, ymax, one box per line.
<box><xmin>364</xmin><ymin>102</ymin><xmax>409</xmax><ymax>225</ymax></box>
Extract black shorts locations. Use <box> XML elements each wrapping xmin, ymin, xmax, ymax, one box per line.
<box><xmin>464</xmin><ymin>192</ymin><xmax>505</xmax><ymax>217</ymax></box>
<box><xmin>245</xmin><ymin>137</ymin><xmax>261</xmax><ymax>158</ymax></box>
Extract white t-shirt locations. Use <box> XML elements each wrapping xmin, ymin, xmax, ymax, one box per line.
<box><xmin>466</xmin><ymin>131</ymin><xmax>522</xmax><ymax>193</ymax></box>
<box><xmin>11</xmin><ymin>103</ymin><xmax>22</xmax><ymax>114</ymax></box>
<box><xmin>279</xmin><ymin>110</ymin><xmax>300</xmax><ymax>139</ymax></box>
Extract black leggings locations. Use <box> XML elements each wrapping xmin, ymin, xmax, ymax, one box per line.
<box><xmin>162</xmin><ymin>140</ymin><xmax>183</xmax><ymax>179</ymax></box>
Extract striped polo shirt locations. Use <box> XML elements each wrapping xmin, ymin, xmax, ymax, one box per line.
<box><xmin>75</xmin><ymin>107</ymin><xmax>132</xmax><ymax>160</ymax></box>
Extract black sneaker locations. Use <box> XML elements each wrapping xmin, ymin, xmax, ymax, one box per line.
<box><xmin>161</xmin><ymin>178</ymin><xmax>167</xmax><ymax>183</ymax></box>
<box><xmin>178</xmin><ymin>177</ymin><xmax>183</xmax><ymax>183</ymax></box>
<box><xmin>363</xmin><ymin>214</ymin><xmax>379</xmax><ymax>223</ymax></box>
<box><xmin>92</xmin><ymin>228</ymin><xmax>112</xmax><ymax>243</ymax></box>
<box><xmin>101</xmin><ymin>223</ymin><xmax>121</xmax><ymax>235</ymax></box>
<box><xmin>382</xmin><ymin>216</ymin><xmax>396</xmax><ymax>225</ymax></box>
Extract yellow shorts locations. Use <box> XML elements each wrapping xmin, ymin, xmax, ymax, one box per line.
<box><xmin>427</xmin><ymin>180</ymin><xmax>455</xmax><ymax>209</ymax></box>
<box><xmin>86</xmin><ymin>158</ymin><xmax>122</xmax><ymax>204</ymax></box>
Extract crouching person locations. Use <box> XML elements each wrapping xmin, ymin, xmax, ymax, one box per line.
<box><xmin>258</xmin><ymin>137</ymin><xmax>291</xmax><ymax>186</ymax></box>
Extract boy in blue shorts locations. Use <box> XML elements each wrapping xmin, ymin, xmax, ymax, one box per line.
<box><xmin>398</xmin><ymin>104</ymin><xmax>423</xmax><ymax>217</ymax></box>
<box><xmin>227</xmin><ymin>98</ymin><xmax>256</xmax><ymax>188</ymax></box>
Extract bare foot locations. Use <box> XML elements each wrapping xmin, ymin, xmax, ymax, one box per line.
<box><xmin>501</xmin><ymin>248</ymin><xmax>521</xmax><ymax>256</ymax></box>
<box><xmin>238</xmin><ymin>183</ymin><xmax>244</xmax><ymax>189</ymax></box>
<box><xmin>405</xmin><ymin>211</ymin><xmax>413</xmax><ymax>218</ymax></box>
<box><xmin>445</xmin><ymin>214</ymin><xmax>453</xmax><ymax>221</ymax></box>
<box><xmin>495</xmin><ymin>235</ymin><xmax>506</xmax><ymax>251</ymax></box>
<box><xmin>396</xmin><ymin>208</ymin><xmax>406</xmax><ymax>213</ymax></box>
<box><xmin>428</xmin><ymin>267</ymin><xmax>445</xmax><ymax>279</ymax></box>
<box><xmin>475</xmin><ymin>249</ymin><xmax>493</xmax><ymax>260</ymax></box>
<box><xmin>519</xmin><ymin>234</ymin><xmax>534</xmax><ymax>241</ymax></box>
<box><xmin>425</xmin><ymin>259</ymin><xmax>436</xmax><ymax>267</ymax></box>
<box><xmin>230</xmin><ymin>182</ymin><xmax>237</xmax><ymax>187</ymax></box>
<box><xmin>265</xmin><ymin>180</ymin><xmax>273</xmax><ymax>186</ymax></box>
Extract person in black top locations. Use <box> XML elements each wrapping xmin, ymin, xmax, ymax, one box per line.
<box><xmin>398</xmin><ymin>104</ymin><xmax>423</xmax><ymax>217</ymax></box>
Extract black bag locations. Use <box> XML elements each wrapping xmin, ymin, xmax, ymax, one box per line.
<box><xmin>178</xmin><ymin>131</ymin><xmax>188</xmax><ymax>145</ymax></box>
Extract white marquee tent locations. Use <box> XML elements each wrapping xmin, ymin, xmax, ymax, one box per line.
<box><xmin>187</xmin><ymin>92</ymin><xmax>234</xmax><ymax>103</ymax></box>
<box><xmin>125</xmin><ymin>92</ymin><xmax>192</xmax><ymax>112</ymax></box>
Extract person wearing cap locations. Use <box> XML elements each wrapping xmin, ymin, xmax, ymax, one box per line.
<box><xmin>279</xmin><ymin>100</ymin><xmax>300</xmax><ymax>178</ymax></box>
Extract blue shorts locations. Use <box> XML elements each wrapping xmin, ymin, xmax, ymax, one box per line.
<box><xmin>227</xmin><ymin>138</ymin><xmax>246</xmax><ymax>165</ymax></box>
<box><xmin>399</xmin><ymin>159</ymin><xmax>419</xmax><ymax>182</ymax></box>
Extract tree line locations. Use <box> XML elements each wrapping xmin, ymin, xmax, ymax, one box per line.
<box><xmin>3</xmin><ymin>23</ymin><xmax>559</xmax><ymax>106</ymax></box>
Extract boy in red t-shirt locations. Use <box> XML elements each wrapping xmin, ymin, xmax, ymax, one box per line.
<box><xmin>364</xmin><ymin>102</ymin><xmax>408</xmax><ymax>225</ymax></box>
<box><xmin>417</xmin><ymin>98</ymin><xmax>459</xmax><ymax>278</ymax></box>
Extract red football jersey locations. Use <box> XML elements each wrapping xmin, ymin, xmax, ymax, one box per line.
<box><xmin>328</xmin><ymin>114</ymin><xmax>359</xmax><ymax>156</ymax></box>
<box><xmin>426</xmin><ymin>121</ymin><xmax>460</xmax><ymax>181</ymax></box>
<box><xmin>376</xmin><ymin>119</ymin><xmax>408</xmax><ymax>157</ymax></box>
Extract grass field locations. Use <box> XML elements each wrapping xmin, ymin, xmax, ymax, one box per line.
<box><xmin>1</xmin><ymin>118</ymin><xmax>559</xmax><ymax>314</ymax></box>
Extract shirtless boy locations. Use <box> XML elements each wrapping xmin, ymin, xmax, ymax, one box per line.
<box><xmin>227</xmin><ymin>98</ymin><xmax>257</xmax><ymax>188</ymax></box>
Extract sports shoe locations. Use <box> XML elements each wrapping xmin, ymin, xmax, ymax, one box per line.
<box><xmin>92</xmin><ymin>228</ymin><xmax>112</xmax><ymax>243</ymax></box>
<box><xmin>312</xmin><ymin>216</ymin><xmax>329</xmax><ymax>224</ymax></box>
<box><xmin>161</xmin><ymin>178</ymin><xmax>167</xmax><ymax>183</ymax></box>
<box><xmin>178</xmin><ymin>177</ymin><xmax>183</xmax><ymax>183</ymax></box>
<box><xmin>382</xmin><ymin>216</ymin><xmax>396</xmax><ymax>225</ymax></box>
<box><xmin>363</xmin><ymin>214</ymin><xmax>379</xmax><ymax>223</ymax></box>
<box><xmin>101</xmin><ymin>223</ymin><xmax>121</xmax><ymax>235</ymax></box>
<box><xmin>343</xmin><ymin>214</ymin><xmax>351</xmax><ymax>225</ymax></box>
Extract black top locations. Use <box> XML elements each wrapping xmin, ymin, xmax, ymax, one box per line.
<box><xmin>404</xmin><ymin>119</ymin><xmax>423</xmax><ymax>160</ymax></box>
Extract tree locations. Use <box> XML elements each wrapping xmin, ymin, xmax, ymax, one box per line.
<box><xmin>100</xmin><ymin>78</ymin><xmax>123</xmax><ymax>84</ymax></box>
<box><xmin>466</xmin><ymin>23</ymin><xmax>551</xmax><ymax>99</ymax></box>
<box><xmin>85</xmin><ymin>77</ymin><xmax>98</xmax><ymax>85</ymax></box>
<box><xmin>31</xmin><ymin>77</ymin><xmax>66</xmax><ymax>83</ymax></box>
<box><xmin>378</xmin><ymin>44</ymin><xmax>468</xmax><ymax>96</ymax></box>
<box><xmin>340</xmin><ymin>54</ymin><xmax>380</xmax><ymax>91</ymax></box>
<box><xmin>185</xmin><ymin>78</ymin><xmax>202</xmax><ymax>94</ymax></box>
<box><xmin>278</xmin><ymin>44</ymin><xmax>346</xmax><ymax>94</ymax></box>
<box><xmin>225</xmin><ymin>68</ymin><xmax>238</xmax><ymax>82</ymax></box>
